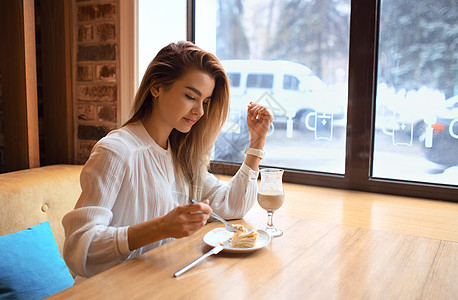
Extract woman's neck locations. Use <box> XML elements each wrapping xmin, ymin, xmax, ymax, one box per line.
<box><xmin>142</xmin><ymin>117</ymin><xmax>171</xmax><ymax>150</ymax></box>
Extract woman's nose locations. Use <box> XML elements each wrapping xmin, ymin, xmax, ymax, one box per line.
<box><xmin>192</xmin><ymin>102</ymin><xmax>205</xmax><ymax>116</ymax></box>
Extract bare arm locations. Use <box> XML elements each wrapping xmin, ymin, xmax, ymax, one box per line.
<box><xmin>127</xmin><ymin>200</ymin><xmax>212</xmax><ymax>251</ymax></box>
<box><xmin>243</xmin><ymin>102</ymin><xmax>274</xmax><ymax>171</ymax></box>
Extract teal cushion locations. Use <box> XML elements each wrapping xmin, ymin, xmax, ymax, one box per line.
<box><xmin>0</xmin><ymin>222</ymin><xmax>74</xmax><ymax>300</ymax></box>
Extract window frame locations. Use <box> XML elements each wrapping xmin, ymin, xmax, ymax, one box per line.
<box><xmin>173</xmin><ymin>0</ymin><xmax>458</xmax><ymax>201</ymax></box>
<box><xmin>119</xmin><ymin>0</ymin><xmax>138</xmax><ymax>125</ymax></box>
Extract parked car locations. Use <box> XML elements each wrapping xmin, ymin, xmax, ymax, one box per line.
<box><xmin>376</xmin><ymin>85</ymin><xmax>447</xmax><ymax>145</ymax></box>
<box><xmin>213</xmin><ymin>59</ymin><xmax>346</xmax><ymax>161</ymax></box>
<box><xmin>422</xmin><ymin>95</ymin><xmax>458</xmax><ymax>168</ymax></box>
<box><xmin>221</xmin><ymin>60</ymin><xmax>346</xmax><ymax>129</ymax></box>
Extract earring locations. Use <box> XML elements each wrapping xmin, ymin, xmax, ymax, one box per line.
<box><xmin>150</xmin><ymin>87</ymin><xmax>159</xmax><ymax>99</ymax></box>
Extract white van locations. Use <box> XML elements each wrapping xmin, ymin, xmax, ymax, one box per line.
<box><xmin>221</xmin><ymin>59</ymin><xmax>345</xmax><ymax>130</ymax></box>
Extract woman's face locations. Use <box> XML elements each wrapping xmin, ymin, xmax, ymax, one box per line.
<box><xmin>153</xmin><ymin>69</ymin><xmax>215</xmax><ymax>133</ymax></box>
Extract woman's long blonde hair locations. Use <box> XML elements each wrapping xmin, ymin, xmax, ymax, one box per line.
<box><xmin>125</xmin><ymin>41</ymin><xmax>230</xmax><ymax>200</ymax></box>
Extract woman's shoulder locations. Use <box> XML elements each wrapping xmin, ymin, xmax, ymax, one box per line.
<box><xmin>93</xmin><ymin>122</ymin><xmax>147</xmax><ymax>156</ymax></box>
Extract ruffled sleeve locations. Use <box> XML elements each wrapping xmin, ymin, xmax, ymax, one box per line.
<box><xmin>203</xmin><ymin>163</ymin><xmax>259</xmax><ymax>219</ymax></box>
<box><xmin>62</xmin><ymin>139</ymin><xmax>133</xmax><ymax>277</ymax></box>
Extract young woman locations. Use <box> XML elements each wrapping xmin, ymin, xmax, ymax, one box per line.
<box><xmin>62</xmin><ymin>41</ymin><xmax>273</xmax><ymax>277</ymax></box>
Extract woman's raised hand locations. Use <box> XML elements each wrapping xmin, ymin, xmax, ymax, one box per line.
<box><xmin>159</xmin><ymin>200</ymin><xmax>212</xmax><ymax>238</ymax></box>
<box><xmin>246</xmin><ymin>102</ymin><xmax>274</xmax><ymax>148</ymax></box>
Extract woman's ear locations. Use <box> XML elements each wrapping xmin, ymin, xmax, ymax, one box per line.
<box><xmin>150</xmin><ymin>86</ymin><xmax>160</xmax><ymax>98</ymax></box>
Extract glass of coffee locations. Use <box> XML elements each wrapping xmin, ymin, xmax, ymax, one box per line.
<box><xmin>257</xmin><ymin>168</ymin><xmax>285</xmax><ymax>237</ymax></box>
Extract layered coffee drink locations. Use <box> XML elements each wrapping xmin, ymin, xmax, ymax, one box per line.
<box><xmin>258</xmin><ymin>168</ymin><xmax>285</xmax><ymax>237</ymax></box>
<box><xmin>257</xmin><ymin>193</ymin><xmax>285</xmax><ymax>211</ymax></box>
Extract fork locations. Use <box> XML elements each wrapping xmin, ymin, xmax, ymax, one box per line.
<box><xmin>191</xmin><ymin>199</ymin><xmax>242</xmax><ymax>232</ymax></box>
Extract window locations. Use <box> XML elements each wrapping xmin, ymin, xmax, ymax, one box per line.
<box><xmin>246</xmin><ymin>74</ymin><xmax>274</xmax><ymax>89</ymax></box>
<box><xmin>137</xmin><ymin>0</ymin><xmax>187</xmax><ymax>84</ymax></box>
<box><xmin>372</xmin><ymin>0</ymin><xmax>458</xmax><ymax>186</ymax></box>
<box><xmin>227</xmin><ymin>72</ymin><xmax>241</xmax><ymax>87</ymax></box>
<box><xmin>196</xmin><ymin>0</ymin><xmax>349</xmax><ymax>174</ymax></box>
<box><xmin>283</xmin><ymin>75</ymin><xmax>300</xmax><ymax>91</ymax></box>
<box><xmin>134</xmin><ymin>0</ymin><xmax>457</xmax><ymax>200</ymax></box>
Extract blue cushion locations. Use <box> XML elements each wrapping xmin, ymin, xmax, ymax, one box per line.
<box><xmin>0</xmin><ymin>222</ymin><xmax>74</xmax><ymax>300</ymax></box>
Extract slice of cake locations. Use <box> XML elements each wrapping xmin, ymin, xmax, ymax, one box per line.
<box><xmin>229</xmin><ymin>224</ymin><xmax>259</xmax><ymax>248</ymax></box>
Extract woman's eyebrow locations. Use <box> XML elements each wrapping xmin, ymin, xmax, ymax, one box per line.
<box><xmin>185</xmin><ymin>86</ymin><xmax>202</xmax><ymax>97</ymax></box>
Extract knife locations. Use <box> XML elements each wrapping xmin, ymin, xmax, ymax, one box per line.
<box><xmin>174</xmin><ymin>239</ymin><xmax>230</xmax><ymax>277</ymax></box>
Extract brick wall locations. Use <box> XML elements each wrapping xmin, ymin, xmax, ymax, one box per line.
<box><xmin>74</xmin><ymin>0</ymin><xmax>119</xmax><ymax>164</ymax></box>
<box><xmin>0</xmin><ymin>0</ymin><xmax>121</xmax><ymax>170</ymax></box>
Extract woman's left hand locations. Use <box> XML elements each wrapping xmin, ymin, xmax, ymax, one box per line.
<box><xmin>246</xmin><ymin>102</ymin><xmax>274</xmax><ymax>148</ymax></box>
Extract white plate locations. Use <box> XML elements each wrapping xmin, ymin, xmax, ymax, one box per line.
<box><xmin>203</xmin><ymin>227</ymin><xmax>271</xmax><ymax>253</ymax></box>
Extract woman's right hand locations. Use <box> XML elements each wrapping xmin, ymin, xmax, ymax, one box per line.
<box><xmin>128</xmin><ymin>200</ymin><xmax>212</xmax><ymax>251</ymax></box>
<box><xmin>159</xmin><ymin>200</ymin><xmax>212</xmax><ymax>238</ymax></box>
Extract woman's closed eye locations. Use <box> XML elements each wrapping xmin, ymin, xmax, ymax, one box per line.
<box><xmin>186</xmin><ymin>94</ymin><xmax>196</xmax><ymax>101</ymax></box>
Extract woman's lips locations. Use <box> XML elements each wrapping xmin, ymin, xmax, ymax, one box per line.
<box><xmin>184</xmin><ymin>117</ymin><xmax>197</xmax><ymax>125</ymax></box>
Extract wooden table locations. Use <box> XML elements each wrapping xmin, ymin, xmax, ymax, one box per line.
<box><xmin>50</xmin><ymin>184</ymin><xmax>458</xmax><ymax>300</ymax></box>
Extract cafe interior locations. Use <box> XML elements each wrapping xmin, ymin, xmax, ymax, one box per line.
<box><xmin>0</xmin><ymin>0</ymin><xmax>456</xmax><ymax>299</ymax></box>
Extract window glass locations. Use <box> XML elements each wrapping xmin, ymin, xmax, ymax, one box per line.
<box><xmin>373</xmin><ymin>0</ymin><xmax>458</xmax><ymax>185</ymax></box>
<box><xmin>138</xmin><ymin>0</ymin><xmax>186</xmax><ymax>86</ymax></box>
<box><xmin>227</xmin><ymin>73</ymin><xmax>241</xmax><ymax>87</ymax></box>
<box><xmin>196</xmin><ymin>0</ymin><xmax>351</xmax><ymax>174</ymax></box>
<box><xmin>283</xmin><ymin>75</ymin><xmax>300</xmax><ymax>91</ymax></box>
<box><xmin>246</xmin><ymin>74</ymin><xmax>274</xmax><ymax>89</ymax></box>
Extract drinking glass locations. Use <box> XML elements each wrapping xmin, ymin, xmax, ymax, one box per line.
<box><xmin>257</xmin><ymin>168</ymin><xmax>285</xmax><ymax>237</ymax></box>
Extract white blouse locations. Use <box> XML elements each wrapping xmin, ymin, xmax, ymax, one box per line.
<box><xmin>62</xmin><ymin>121</ymin><xmax>259</xmax><ymax>277</ymax></box>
